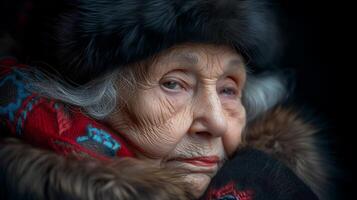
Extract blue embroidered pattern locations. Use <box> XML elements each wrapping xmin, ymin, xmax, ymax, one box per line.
<box><xmin>217</xmin><ymin>195</ymin><xmax>239</xmax><ymax>200</ymax></box>
<box><xmin>0</xmin><ymin>69</ymin><xmax>31</xmax><ymax>122</ymax></box>
<box><xmin>76</xmin><ymin>124</ymin><xmax>121</xmax><ymax>157</ymax></box>
<box><xmin>15</xmin><ymin>96</ymin><xmax>40</xmax><ymax>136</ymax></box>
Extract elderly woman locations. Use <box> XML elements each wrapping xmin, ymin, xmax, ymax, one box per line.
<box><xmin>0</xmin><ymin>0</ymin><xmax>330</xmax><ymax>199</ymax></box>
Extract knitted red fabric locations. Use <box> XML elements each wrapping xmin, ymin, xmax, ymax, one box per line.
<box><xmin>0</xmin><ymin>57</ymin><xmax>134</xmax><ymax>161</ymax></box>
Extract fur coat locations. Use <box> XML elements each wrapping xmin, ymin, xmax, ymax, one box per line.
<box><xmin>0</xmin><ymin>106</ymin><xmax>330</xmax><ymax>200</ymax></box>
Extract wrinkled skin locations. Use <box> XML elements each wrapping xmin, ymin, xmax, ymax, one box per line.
<box><xmin>107</xmin><ymin>43</ymin><xmax>246</xmax><ymax>197</ymax></box>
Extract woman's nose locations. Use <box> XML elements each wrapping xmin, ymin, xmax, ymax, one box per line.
<box><xmin>190</xmin><ymin>90</ymin><xmax>228</xmax><ymax>137</ymax></box>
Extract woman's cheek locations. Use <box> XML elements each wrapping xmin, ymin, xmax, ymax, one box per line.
<box><xmin>222</xmin><ymin>101</ymin><xmax>246</xmax><ymax>156</ymax></box>
<box><xmin>129</xmin><ymin>88</ymin><xmax>193</xmax><ymax>158</ymax></box>
<box><xmin>222</xmin><ymin>124</ymin><xmax>243</xmax><ymax>156</ymax></box>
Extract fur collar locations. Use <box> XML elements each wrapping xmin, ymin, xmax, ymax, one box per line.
<box><xmin>242</xmin><ymin>106</ymin><xmax>330</xmax><ymax>200</ymax></box>
<box><xmin>0</xmin><ymin>106</ymin><xmax>329</xmax><ymax>199</ymax></box>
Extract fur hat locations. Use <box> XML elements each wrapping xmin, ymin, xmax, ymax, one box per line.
<box><xmin>55</xmin><ymin>0</ymin><xmax>281</xmax><ymax>84</ymax></box>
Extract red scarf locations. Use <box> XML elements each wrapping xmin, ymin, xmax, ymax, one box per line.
<box><xmin>0</xmin><ymin>58</ymin><xmax>134</xmax><ymax>161</ymax></box>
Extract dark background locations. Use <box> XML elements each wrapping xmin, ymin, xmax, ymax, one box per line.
<box><xmin>1</xmin><ymin>0</ymin><xmax>355</xmax><ymax>198</ymax></box>
<box><xmin>279</xmin><ymin>1</ymin><xmax>355</xmax><ymax>199</ymax></box>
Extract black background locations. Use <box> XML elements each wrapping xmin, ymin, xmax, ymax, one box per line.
<box><xmin>279</xmin><ymin>1</ymin><xmax>355</xmax><ymax>199</ymax></box>
<box><xmin>1</xmin><ymin>0</ymin><xmax>355</xmax><ymax>198</ymax></box>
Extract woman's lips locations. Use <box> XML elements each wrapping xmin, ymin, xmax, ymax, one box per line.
<box><xmin>171</xmin><ymin>156</ymin><xmax>220</xmax><ymax>167</ymax></box>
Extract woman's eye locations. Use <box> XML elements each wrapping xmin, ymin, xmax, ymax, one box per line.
<box><xmin>220</xmin><ymin>87</ymin><xmax>237</xmax><ymax>97</ymax></box>
<box><xmin>162</xmin><ymin>80</ymin><xmax>182</xmax><ymax>91</ymax></box>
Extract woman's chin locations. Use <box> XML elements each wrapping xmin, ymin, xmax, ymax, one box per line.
<box><xmin>184</xmin><ymin>173</ymin><xmax>211</xmax><ymax>198</ymax></box>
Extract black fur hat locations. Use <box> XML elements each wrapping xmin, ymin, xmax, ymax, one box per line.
<box><xmin>56</xmin><ymin>0</ymin><xmax>281</xmax><ymax>84</ymax></box>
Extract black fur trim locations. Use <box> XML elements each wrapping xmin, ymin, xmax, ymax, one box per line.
<box><xmin>57</xmin><ymin>0</ymin><xmax>281</xmax><ymax>84</ymax></box>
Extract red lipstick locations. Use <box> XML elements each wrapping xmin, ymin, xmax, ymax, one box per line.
<box><xmin>172</xmin><ymin>156</ymin><xmax>220</xmax><ymax>167</ymax></box>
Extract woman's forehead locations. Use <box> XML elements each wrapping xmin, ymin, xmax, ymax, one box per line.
<box><xmin>150</xmin><ymin>43</ymin><xmax>245</xmax><ymax>74</ymax></box>
<box><xmin>164</xmin><ymin>43</ymin><xmax>242</xmax><ymax>61</ymax></box>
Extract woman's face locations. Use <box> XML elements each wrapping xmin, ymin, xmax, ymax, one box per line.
<box><xmin>107</xmin><ymin>43</ymin><xmax>246</xmax><ymax>197</ymax></box>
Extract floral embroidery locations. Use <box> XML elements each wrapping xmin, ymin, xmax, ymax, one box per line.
<box><xmin>76</xmin><ymin>124</ymin><xmax>121</xmax><ymax>157</ymax></box>
<box><xmin>0</xmin><ymin>70</ymin><xmax>31</xmax><ymax>122</ymax></box>
<box><xmin>15</xmin><ymin>96</ymin><xmax>40</xmax><ymax>135</ymax></box>
<box><xmin>207</xmin><ymin>181</ymin><xmax>253</xmax><ymax>200</ymax></box>
<box><xmin>53</xmin><ymin>102</ymin><xmax>72</xmax><ymax>135</ymax></box>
